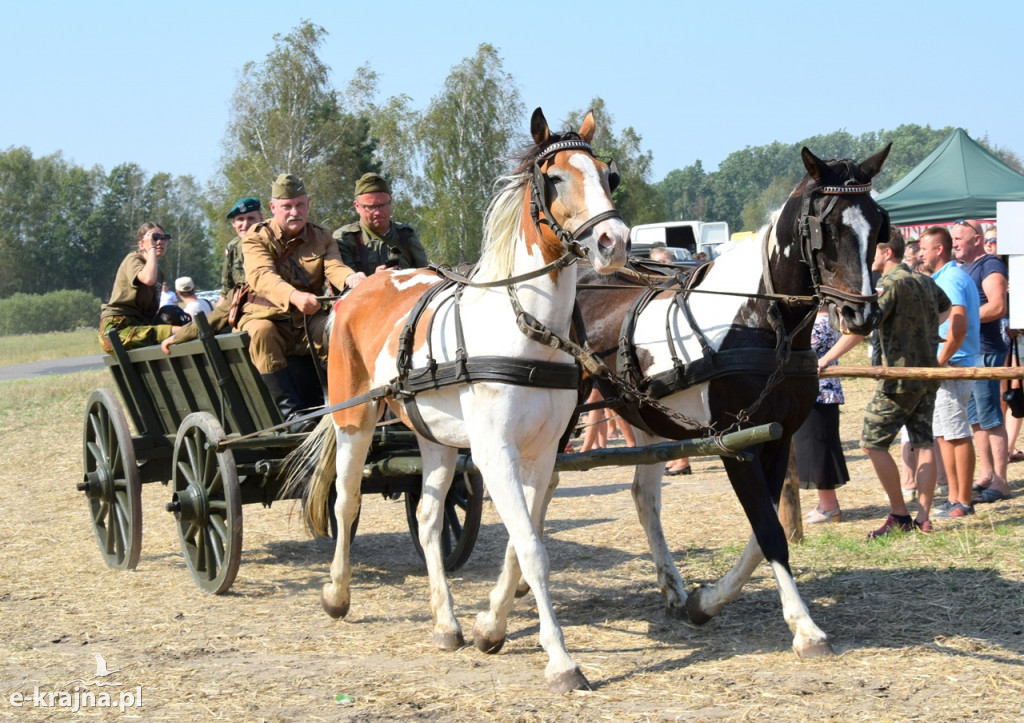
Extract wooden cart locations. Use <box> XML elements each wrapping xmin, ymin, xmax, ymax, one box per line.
<box><xmin>79</xmin><ymin>319</ymin><xmax>482</xmax><ymax>594</ymax></box>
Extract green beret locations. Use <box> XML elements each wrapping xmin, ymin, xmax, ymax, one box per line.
<box><xmin>355</xmin><ymin>172</ymin><xmax>391</xmax><ymax>197</ymax></box>
<box><xmin>226</xmin><ymin>197</ymin><xmax>261</xmax><ymax>220</ymax></box>
<box><xmin>271</xmin><ymin>173</ymin><xmax>307</xmax><ymax>199</ymax></box>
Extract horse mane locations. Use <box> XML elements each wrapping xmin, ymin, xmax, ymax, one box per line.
<box><xmin>473</xmin><ymin>130</ymin><xmax>587</xmax><ymax>284</ymax></box>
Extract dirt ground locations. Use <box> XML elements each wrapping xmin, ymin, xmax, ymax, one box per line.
<box><xmin>2</xmin><ymin>369</ymin><xmax>1024</xmax><ymax>721</ymax></box>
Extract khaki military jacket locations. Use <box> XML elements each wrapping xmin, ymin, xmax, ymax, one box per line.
<box><xmin>876</xmin><ymin>263</ymin><xmax>951</xmax><ymax>394</ymax></box>
<box><xmin>240</xmin><ymin>218</ymin><xmax>354</xmax><ymax>323</ymax></box>
<box><xmin>101</xmin><ymin>250</ymin><xmax>162</xmax><ymax>322</ymax></box>
<box><xmin>220</xmin><ymin>236</ymin><xmax>246</xmax><ymax>298</ymax></box>
<box><xmin>334</xmin><ymin>221</ymin><xmax>429</xmax><ymax>275</ymax></box>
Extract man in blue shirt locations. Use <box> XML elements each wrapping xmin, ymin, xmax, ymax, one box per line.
<box><xmin>952</xmin><ymin>219</ymin><xmax>1011</xmax><ymax>504</ymax></box>
<box><xmin>919</xmin><ymin>226</ymin><xmax>982</xmax><ymax>517</ymax></box>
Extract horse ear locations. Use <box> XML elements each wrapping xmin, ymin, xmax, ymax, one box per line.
<box><xmin>579</xmin><ymin>110</ymin><xmax>596</xmax><ymax>143</ymax></box>
<box><xmin>531</xmin><ymin>108</ymin><xmax>550</xmax><ymax>146</ymax></box>
<box><xmin>801</xmin><ymin>147</ymin><xmax>830</xmax><ymax>182</ymax></box>
<box><xmin>859</xmin><ymin>142</ymin><xmax>893</xmax><ymax>180</ymax></box>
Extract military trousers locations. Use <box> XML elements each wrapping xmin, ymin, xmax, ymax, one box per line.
<box><xmin>238</xmin><ymin>309</ymin><xmax>329</xmax><ymax>373</ymax></box>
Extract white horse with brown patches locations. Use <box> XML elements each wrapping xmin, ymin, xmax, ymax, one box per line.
<box><xmin>283</xmin><ymin>108</ymin><xmax>628</xmax><ymax>692</ymax></box>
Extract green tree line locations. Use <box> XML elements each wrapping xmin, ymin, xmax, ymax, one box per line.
<box><xmin>3</xmin><ymin>20</ymin><xmax>1020</xmax><ymax>302</ymax></box>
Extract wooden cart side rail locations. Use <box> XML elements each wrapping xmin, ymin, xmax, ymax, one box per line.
<box><xmin>103</xmin><ymin>321</ymin><xmax>282</xmax><ymax>440</ymax></box>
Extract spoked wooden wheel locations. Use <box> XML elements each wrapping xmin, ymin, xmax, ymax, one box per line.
<box><xmin>404</xmin><ymin>470</ymin><xmax>483</xmax><ymax>571</ymax></box>
<box><xmin>168</xmin><ymin>412</ymin><xmax>242</xmax><ymax>594</ymax></box>
<box><xmin>80</xmin><ymin>389</ymin><xmax>142</xmax><ymax>570</ymax></box>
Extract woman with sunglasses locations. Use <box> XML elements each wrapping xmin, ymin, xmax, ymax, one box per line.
<box><xmin>99</xmin><ymin>222</ymin><xmax>185</xmax><ymax>353</ymax></box>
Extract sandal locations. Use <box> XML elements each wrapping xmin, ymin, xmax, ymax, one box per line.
<box><xmin>972</xmin><ymin>488</ymin><xmax>1010</xmax><ymax>505</ymax></box>
<box><xmin>805</xmin><ymin>505</ymin><xmax>841</xmax><ymax>524</ymax></box>
<box><xmin>1009</xmin><ymin>449</ymin><xmax>1024</xmax><ymax>463</ymax></box>
<box><xmin>665</xmin><ymin>464</ymin><xmax>692</xmax><ymax>476</ymax></box>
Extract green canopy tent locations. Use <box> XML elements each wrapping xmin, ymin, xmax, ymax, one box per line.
<box><xmin>875</xmin><ymin>128</ymin><xmax>1024</xmax><ymax>225</ymax></box>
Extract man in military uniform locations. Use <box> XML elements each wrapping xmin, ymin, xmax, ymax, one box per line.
<box><xmin>239</xmin><ymin>173</ymin><xmax>361</xmax><ymax>428</ymax></box>
<box><xmin>819</xmin><ymin>230</ymin><xmax>951</xmax><ymax>537</ymax></box>
<box><xmin>333</xmin><ymin>172</ymin><xmax>428</xmax><ymax>279</ymax></box>
<box><xmin>220</xmin><ymin>196</ymin><xmax>262</xmax><ymax>299</ymax></box>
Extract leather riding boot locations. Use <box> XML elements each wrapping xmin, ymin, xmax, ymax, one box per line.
<box><xmin>261</xmin><ymin>369</ymin><xmax>316</xmax><ymax>433</ymax></box>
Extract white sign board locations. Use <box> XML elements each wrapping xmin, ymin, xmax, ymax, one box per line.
<box><xmin>997</xmin><ymin>202</ymin><xmax>1024</xmax><ymax>329</ymax></box>
<box><xmin>997</xmin><ymin>201</ymin><xmax>1024</xmax><ymax>254</ymax></box>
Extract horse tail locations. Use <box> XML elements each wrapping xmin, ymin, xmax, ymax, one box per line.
<box><xmin>277</xmin><ymin>415</ymin><xmax>337</xmax><ymax>537</ymax></box>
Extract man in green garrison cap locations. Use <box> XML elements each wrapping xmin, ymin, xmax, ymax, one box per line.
<box><xmin>333</xmin><ymin>172</ymin><xmax>428</xmax><ymax>281</ymax></box>
<box><xmin>236</xmin><ymin>173</ymin><xmax>361</xmax><ymax>430</ymax></box>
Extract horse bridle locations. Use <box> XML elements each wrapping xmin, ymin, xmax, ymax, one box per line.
<box><xmin>793</xmin><ymin>172</ymin><xmax>881</xmax><ymax>308</ymax></box>
<box><xmin>433</xmin><ymin>136</ymin><xmax>622</xmax><ymax>290</ymax></box>
<box><xmin>528</xmin><ymin>137</ymin><xmax>623</xmax><ymax>256</ymax></box>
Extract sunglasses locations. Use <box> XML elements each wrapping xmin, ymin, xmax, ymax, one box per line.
<box><xmin>151</xmin><ymin>233</ymin><xmax>172</xmax><ymax>241</ymax></box>
<box><xmin>952</xmin><ymin>219</ymin><xmax>980</xmax><ymax>235</ymax></box>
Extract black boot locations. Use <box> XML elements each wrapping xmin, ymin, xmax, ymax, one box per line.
<box><xmin>261</xmin><ymin>369</ymin><xmax>317</xmax><ymax>433</ymax></box>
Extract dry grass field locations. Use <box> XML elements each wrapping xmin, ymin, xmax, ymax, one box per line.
<box><xmin>1</xmin><ymin>349</ymin><xmax>1023</xmax><ymax>721</ymax></box>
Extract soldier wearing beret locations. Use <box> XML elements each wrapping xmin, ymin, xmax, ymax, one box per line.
<box><xmin>220</xmin><ymin>196</ymin><xmax>263</xmax><ymax>299</ymax></box>
<box><xmin>238</xmin><ymin>173</ymin><xmax>360</xmax><ymax>429</ymax></box>
<box><xmin>333</xmin><ymin>172</ymin><xmax>429</xmax><ymax>281</ymax></box>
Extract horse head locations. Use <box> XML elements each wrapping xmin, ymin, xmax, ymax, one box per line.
<box><xmin>525</xmin><ymin>107</ymin><xmax>629</xmax><ymax>274</ymax></box>
<box><xmin>778</xmin><ymin>144</ymin><xmax>891</xmax><ymax>336</ymax></box>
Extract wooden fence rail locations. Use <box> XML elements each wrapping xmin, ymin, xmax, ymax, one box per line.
<box><xmin>820</xmin><ymin>365</ymin><xmax>1021</xmax><ymax>380</ymax></box>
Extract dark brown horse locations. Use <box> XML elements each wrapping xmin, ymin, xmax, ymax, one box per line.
<box><xmin>571</xmin><ymin>145</ymin><xmax>891</xmax><ymax>658</ymax></box>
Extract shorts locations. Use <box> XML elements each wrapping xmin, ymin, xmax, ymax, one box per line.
<box><xmin>861</xmin><ymin>387</ymin><xmax>936</xmax><ymax>450</ymax></box>
<box><xmin>932</xmin><ymin>378</ymin><xmax>972</xmax><ymax>440</ymax></box>
<box><xmin>967</xmin><ymin>353</ymin><xmax>1005</xmax><ymax>430</ymax></box>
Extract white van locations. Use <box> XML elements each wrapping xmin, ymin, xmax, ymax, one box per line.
<box><xmin>629</xmin><ymin>221</ymin><xmax>730</xmax><ymax>260</ymax></box>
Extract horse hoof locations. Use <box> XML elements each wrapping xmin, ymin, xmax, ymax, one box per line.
<box><xmin>514</xmin><ymin>581</ymin><xmax>531</xmax><ymax>599</ymax></box>
<box><xmin>320</xmin><ymin>590</ymin><xmax>349</xmax><ymax>619</ymax></box>
<box><xmin>474</xmin><ymin>633</ymin><xmax>505</xmax><ymax>655</ymax></box>
<box><xmin>794</xmin><ymin>638</ymin><xmax>834</xmax><ymax>660</ymax></box>
<box><xmin>546</xmin><ymin>667</ymin><xmax>591</xmax><ymax>693</ymax></box>
<box><xmin>433</xmin><ymin>630</ymin><xmax>465</xmax><ymax>651</ymax></box>
<box><xmin>685</xmin><ymin>587</ymin><xmax>713</xmax><ymax>626</ymax></box>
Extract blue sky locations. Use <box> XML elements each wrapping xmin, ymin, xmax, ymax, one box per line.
<box><xmin>3</xmin><ymin>1</ymin><xmax>1020</xmax><ymax>189</ymax></box>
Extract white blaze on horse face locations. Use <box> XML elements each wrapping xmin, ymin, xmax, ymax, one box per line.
<box><xmin>568</xmin><ymin>153</ymin><xmax>612</xmax><ymax>217</ymax></box>
<box><xmin>841</xmin><ymin>205</ymin><xmax>874</xmax><ymax>296</ymax></box>
<box><xmin>566</xmin><ymin>154</ymin><xmax>628</xmax><ymax>267</ymax></box>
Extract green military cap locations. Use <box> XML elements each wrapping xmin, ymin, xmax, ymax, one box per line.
<box><xmin>271</xmin><ymin>173</ymin><xmax>307</xmax><ymax>199</ymax></box>
<box><xmin>355</xmin><ymin>172</ymin><xmax>391</xmax><ymax>197</ymax></box>
<box><xmin>226</xmin><ymin>197</ymin><xmax>261</xmax><ymax>220</ymax></box>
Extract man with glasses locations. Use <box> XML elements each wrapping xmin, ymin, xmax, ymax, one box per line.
<box><xmin>333</xmin><ymin>173</ymin><xmax>428</xmax><ymax>282</ymax></box>
<box><xmin>951</xmin><ymin>219</ymin><xmax>1012</xmax><ymax>504</ymax></box>
<box><xmin>100</xmin><ymin>222</ymin><xmax>184</xmax><ymax>353</ymax></box>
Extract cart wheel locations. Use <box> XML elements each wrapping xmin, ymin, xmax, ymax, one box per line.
<box><xmin>404</xmin><ymin>470</ymin><xmax>483</xmax><ymax>571</ymax></box>
<box><xmin>80</xmin><ymin>388</ymin><xmax>142</xmax><ymax>570</ymax></box>
<box><xmin>168</xmin><ymin>412</ymin><xmax>242</xmax><ymax>594</ymax></box>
